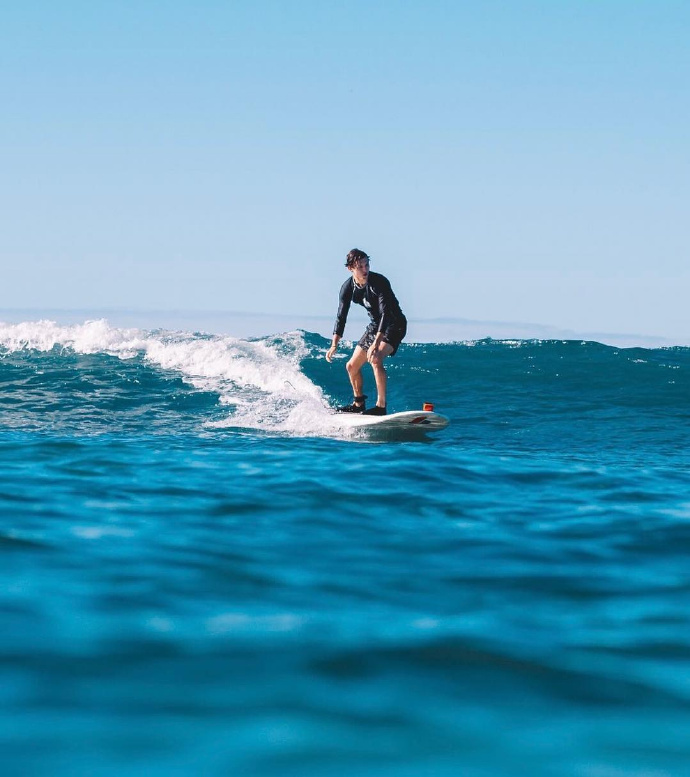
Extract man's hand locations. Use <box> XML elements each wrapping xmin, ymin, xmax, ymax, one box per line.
<box><xmin>367</xmin><ymin>342</ymin><xmax>379</xmax><ymax>363</ymax></box>
<box><xmin>326</xmin><ymin>343</ymin><xmax>338</xmax><ymax>362</ymax></box>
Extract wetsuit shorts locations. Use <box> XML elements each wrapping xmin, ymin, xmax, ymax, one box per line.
<box><xmin>357</xmin><ymin>321</ymin><xmax>407</xmax><ymax>356</ymax></box>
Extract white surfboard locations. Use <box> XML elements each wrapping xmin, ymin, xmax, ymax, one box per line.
<box><xmin>335</xmin><ymin>409</ymin><xmax>450</xmax><ymax>435</ymax></box>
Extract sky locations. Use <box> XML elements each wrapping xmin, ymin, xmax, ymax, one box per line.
<box><xmin>1</xmin><ymin>1</ymin><xmax>688</xmax><ymax>340</ymax></box>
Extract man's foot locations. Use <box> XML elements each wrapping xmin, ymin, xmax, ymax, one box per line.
<box><xmin>336</xmin><ymin>395</ymin><xmax>367</xmax><ymax>413</ymax></box>
<box><xmin>363</xmin><ymin>405</ymin><xmax>386</xmax><ymax>416</ymax></box>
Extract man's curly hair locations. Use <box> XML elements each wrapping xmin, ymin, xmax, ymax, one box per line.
<box><xmin>345</xmin><ymin>248</ymin><xmax>370</xmax><ymax>268</ymax></box>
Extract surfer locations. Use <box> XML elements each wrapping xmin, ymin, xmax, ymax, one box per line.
<box><xmin>326</xmin><ymin>248</ymin><xmax>407</xmax><ymax>416</ymax></box>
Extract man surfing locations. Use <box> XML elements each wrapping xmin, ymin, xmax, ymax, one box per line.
<box><xmin>326</xmin><ymin>248</ymin><xmax>407</xmax><ymax>416</ymax></box>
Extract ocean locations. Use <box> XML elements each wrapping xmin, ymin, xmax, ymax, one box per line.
<box><xmin>1</xmin><ymin>318</ymin><xmax>689</xmax><ymax>776</ymax></box>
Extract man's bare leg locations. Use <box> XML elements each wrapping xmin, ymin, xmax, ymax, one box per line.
<box><xmin>346</xmin><ymin>346</ymin><xmax>368</xmax><ymax>405</ymax></box>
<box><xmin>369</xmin><ymin>342</ymin><xmax>395</xmax><ymax>408</ymax></box>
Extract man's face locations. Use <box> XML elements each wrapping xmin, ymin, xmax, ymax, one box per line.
<box><xmin>350</xmin><ymin>259</ymin><xmax>370</xmax><ymax>285</ymax></box>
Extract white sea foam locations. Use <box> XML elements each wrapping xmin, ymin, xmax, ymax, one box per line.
<box><xmin>0</xmin><ymin>319</ymin><xmax>353</xmax><ymax>438</ymax></box>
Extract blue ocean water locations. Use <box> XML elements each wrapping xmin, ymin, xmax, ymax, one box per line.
<box><xmin>1</xmin><ymin>319</ymin><xmax>689</xmax><ymax>777</ymax></box>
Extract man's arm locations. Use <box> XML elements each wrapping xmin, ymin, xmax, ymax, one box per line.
<box><xmin>375</xmin><ymin>276</ymin><xmax>395</xmax><ymax>333</ymax></box>
<box><xmin>333</xmin><ymin>280</ymin><xmax>352</xmax><ymax>337</ymax></box>
<box><xmin>327</xmin><ymin>281</ymin><xmax>352</xmax><ymax>361</ymax></box>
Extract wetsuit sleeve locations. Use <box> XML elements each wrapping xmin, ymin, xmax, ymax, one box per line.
<box><xmin>375</xmin><ymin>276</ymin><xmax>395</xmax><ymax>333</ymax></box>
<box><xmin>333</xmin><ymin>279</ymin><xmax>352</xmax><ymax>337</ymax></box>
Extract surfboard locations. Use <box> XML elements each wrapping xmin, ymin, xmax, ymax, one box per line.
<box><xmin>335</xmin><ymin>409</ymin><xmax>450</xmax><ymax>435</ymax></box>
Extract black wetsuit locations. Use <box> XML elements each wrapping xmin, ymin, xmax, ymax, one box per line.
<box><xmin>333</xmin><ymin>271</ymin><xmax>407</xmax><ymax>354</ymax></box>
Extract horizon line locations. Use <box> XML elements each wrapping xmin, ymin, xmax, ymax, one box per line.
<box><xmin>1</xmin><ymin>306</ymin><xmax>687</xmax><ymax>348</ymax></box>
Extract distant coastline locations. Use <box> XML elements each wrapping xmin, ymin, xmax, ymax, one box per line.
<box><xmin>0</xmin><ymin>308</ymin><xmax>686</xmax><ymax>349</ymax></box>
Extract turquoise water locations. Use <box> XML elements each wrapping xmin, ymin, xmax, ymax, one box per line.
<box><xmin>1</xmin><ymin>320</ymin><xmax>690</xmax><ymax>776</ymax></box>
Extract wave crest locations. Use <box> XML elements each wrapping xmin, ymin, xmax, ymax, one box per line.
<box><xmin>0</xmin><ymin>319</ymin><xmax>340</xmax><ymax>435</ymax></box>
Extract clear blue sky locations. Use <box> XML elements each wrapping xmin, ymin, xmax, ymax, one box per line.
<box><xmin>2</xmin><ymin>1</ymin><xmax>688</xmax><ymax>338</ymax></box>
